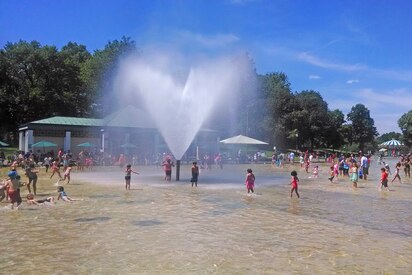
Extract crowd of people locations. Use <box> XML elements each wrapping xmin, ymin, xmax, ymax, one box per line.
<box><xmin>2</xmin><ymin>146</ymin><xmax>411</xmax><ymax>209</ymax></box>
<box><xmin>271</xmin><ymin>150</ymin><xmax>412</xmax><ymax>197</ymax></box>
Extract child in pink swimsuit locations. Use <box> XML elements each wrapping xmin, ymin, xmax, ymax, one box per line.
<box><xmin>290</xmin><ymin>170</ymin><xmax>300</xmax><ymax>198</ymax></box>
<box><xmin>245</xmin><ymin>168</ymin><xmax>255</xmax><ymax>193</ymax></box>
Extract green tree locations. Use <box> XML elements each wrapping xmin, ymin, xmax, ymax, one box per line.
<box><xmin>293</xmin><ymin>90</ymin><xmax>329</xmax><ymax>149</ymax></box>
<box><xmin>324</xmin><ymin>109</ymin><xmax>346</xmax><ymax>149</ymax></box>
<box><xmin>262</xmin><ymin>72</ymin><xmax>295</xmax><ymax>149</ymax></box>
<box><xmin>347</xmin><ymin>104</ymin><xmax>378</xmax><ymax>151</ymax></box>
<box><xmin>60</xmin><ymin>42</ymin><xmax>91</xmax><ymax>65</ymax></box>
<box><xmin>0</xmin><ymin>40</ymin><xmax>92</xmax><ymax>143</ymax></box>
<box><xmin>398</xmin><ymin>110</ymin><xmax>412</xmax><ymax>147</ymax></box>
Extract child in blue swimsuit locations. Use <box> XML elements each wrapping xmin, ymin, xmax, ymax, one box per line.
<box><xmin>57</xmin><ymin>186</ymin><xmax>80</xmax><ymax>202</ymax></box>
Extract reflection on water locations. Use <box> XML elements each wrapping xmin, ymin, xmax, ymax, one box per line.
<box><xmin>132</xmin><ymin>219</ymin><xmax>164</xmax><ymax>227</ymax></box>
<box><xmin>74</xmin><ymin>217</ymin><xmax>111</xmax><ymax>223</ymax></box>
<box><xmin>1</xmin><ymin>161</ymin><xmax>412</xmax><ymax>273</ymax></box>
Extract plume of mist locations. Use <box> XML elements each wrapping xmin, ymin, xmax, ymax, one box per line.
<box><xmin>114</xmin><ymin>51</ymin><xmax>252</xmax><ymax>160</ymax></box>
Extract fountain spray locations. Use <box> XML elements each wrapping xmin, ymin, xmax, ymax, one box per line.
<box><xmin>115</xmin><ymin>52</ymin><xmax>251</xmax><ymax>180</ymax></box>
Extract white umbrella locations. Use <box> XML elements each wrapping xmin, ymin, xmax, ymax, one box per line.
<box><xmin>378</xmin><ymin>148</ymin><xmax>387</xmax><ymax>152</ymax></box>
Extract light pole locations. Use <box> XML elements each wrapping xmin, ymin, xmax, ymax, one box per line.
<box><xmin>100</xmin><ymin>129</ymin><xmax>105</xmax><ymax>153</ymax></box>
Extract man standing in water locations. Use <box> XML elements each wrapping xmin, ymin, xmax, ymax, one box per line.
<box><xmin>360</xmin><ymin>153</ymin><xmax>369</xmax><ymax>181</ymax></box>
<box><xmin>191</xmin><ymin>162</ymin><xmax>199</xmax><ymax>187</ymax></box>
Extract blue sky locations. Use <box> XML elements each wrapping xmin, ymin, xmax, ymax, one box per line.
<box><xmin>1</xmin><ymin>0</ymin><xmax>411</xmax><ymax>134</ymax></box>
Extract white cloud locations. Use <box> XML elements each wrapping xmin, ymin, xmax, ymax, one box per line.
<box><xmin>177</xmin><ymin>30</ymin><xmax>239</xmax><ymax>48</ymax></box>
<box><xmin>298</xmin><ymin>52</ymin><xmax>412</xmax><ymax>82</ymax></box>
<box><xmin>357</xmin><ymin>88</ymin><xmax>412</xmax><ymax>109</ymax></box>
<box><xmin>371</xmin><ymin>68</ymin><xmax>412</xmax><ymax>82</ymax></box>
<box><xmin>297</xmin><ymin>52</ymin><xmax>366</xmax><ymax>72</ymax></box>
<box><xmin>347</xmin><ymin>79</ymin><xmax>359</xmax><ymax>84</ymax></box>
<box><xmin>309</xmin><ymin>74</ymin><xmax>320</xmax><ymax>79</ymax></box>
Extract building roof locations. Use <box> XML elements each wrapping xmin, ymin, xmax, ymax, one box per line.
<box><xmin>20</xmin><ymin>105</ymin><xmax>216</xmax><ymax>133</ymax></box>
<box><xmin>104</xmin><ymin>105</ymin><xmax>156</xmax><ymax>128</ymax></box>
<box><xmin>29</xmin><ymin>116</ymin><xmax>103</xmax><ymax>127</ymax></box>
<box><xmin>20</xmin><ymin>105</ymin><xmax>156</xmax><ymax>129</ymax></box>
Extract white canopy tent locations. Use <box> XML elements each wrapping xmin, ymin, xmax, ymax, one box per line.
<box><xmin>219</xmin><ymin>135</ymin><xmax>268</xmax><ymax>145</ymax></box>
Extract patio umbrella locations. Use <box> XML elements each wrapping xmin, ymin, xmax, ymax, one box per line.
<box><xmin>32</xmin><ymin>140</ymin><xmax>58</xmax><ymax>152</ymax></box>
<box><xmin>32</xmin><ymin>141</ymin><xmax>58</xmax><ymax>148</ymax></box>
<box><xmin>77</xmin><ymin>142</ymin><xmax>97</xmax><ymax>147</ymax></box>
<box><xmin>0</xmin><ymin>140</ymin><xmax>9</xmax><ymax>147</ymax></box>
<box><xmin>378</xmin><ymin>148</ymin><xmax>388</xmax><ymax>152</ymax></box>
<box><xmin>380</xmin><ymin>139</ymin><xmax>403</xmax><ymax>148</ymax></box>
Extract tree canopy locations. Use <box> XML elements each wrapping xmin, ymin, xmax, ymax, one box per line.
<box><xmin>0</xmin><ymin>37</ymin><xmax>408</xmax><ymax>152</ymax></box>
<box><xmin>398</xmin><ymin>110</ymin><xmax>412</xmax><ymax>147</ymax></box>
<box><xmin>346</xmin><ymin>104</ymin><xmax>378</xmax><ymax>152</ymax></box>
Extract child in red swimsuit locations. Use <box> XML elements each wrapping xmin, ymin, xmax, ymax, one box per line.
<box><xmin>379</xmin><ymin>167</ymin><xmax>390</xmax><ymax>191</ymax></box>
<box><xmin>290</xmin><ymin>170</ymin><xmax>300</xmax><ymax>198</ymax></box>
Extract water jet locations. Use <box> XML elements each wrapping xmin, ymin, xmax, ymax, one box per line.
<box><xmin>116</xmin><ymin>53</ymin><xmax>250</xmax><ymax>180</ymax></box>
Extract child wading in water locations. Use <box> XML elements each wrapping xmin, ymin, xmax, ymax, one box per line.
<box><xmin>62</xmin><ymin>165</ymin><xmax>73</xmax><ymax>184</ymax></box>
<box><xmin>50</xmin><ymin>161</ymin><xmax>62</xmax><ymax>180</ymax></box>
<box><xmin>5</xmin><ymin>172</ymin><xmax>26</xmax><ymax>209</ymax></box>
<box><xmin>391</xmin><ymin>162</ymin><xmax>402</xmax><ymax>184</ymax></box>
<box><xmin>191</xmin><ymin>162</ymin><xmax>199</xmax><ymax>187</ymax></box>
<box><xmin>328</xmin><ymin>166</ymin><xmax>335</xmax><ymax>182</ymax></box>
<box><xmin>124</xmin><ymin>164</ymin><xmax>139</xmax><ymax>190</ymax></box>
<box><xmin>162</xmin><ymin>159</ymin><xmax>174</xmax><ymax>181</ymax></box>
<box><xmin>312</xmin><ymin>165</ymin><xmax>319</xmax><ymax>178</ymax></box>
<box><xmin>379</xmin><ymin>167</ymin><xmax>390</xmax><ymax>191</ymax></box>
<box><xmin>350</xmin><ymin>162</ymin><xmax>359</xmax><ymax>188</ymax></box>
<box><xmin>290</xmin><ymin>170</ymin><xmax>300</xmax><ymax>198</ymax></box>
<box><xmin>245</xmin><ymin>168</ymin><xmax>255</xmax><ymax>193</ymax></box>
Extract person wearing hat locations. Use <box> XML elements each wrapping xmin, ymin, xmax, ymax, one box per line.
<box><xmin>5</xmin><ymin>171</ymin><xmax>26</xmax><ymax>209</ymax></box>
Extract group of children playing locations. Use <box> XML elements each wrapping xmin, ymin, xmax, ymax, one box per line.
<box><xmin>123</xmin><ymin>161</ymin><xmax>201</xmax><ymax>189</ymax></box>
<box><xmin>244</xmin><ymin>168</ymin><xmax>300</xmax><ymax>198</ymax></box>
<box><xmin>1</xmin><ymin>159</ymin><xmax>79</xmax><ymax>209</ymax></box>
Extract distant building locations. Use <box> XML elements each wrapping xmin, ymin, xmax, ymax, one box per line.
<box><xmin>18</xmin><ymin>105</ymin><xmax>218</xmax><ymax>159</ymax></box>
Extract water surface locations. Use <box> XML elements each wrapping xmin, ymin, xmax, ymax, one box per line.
<box><xmin>1</xmin><ymin>160</ymin><xmax>411</xmax><ymax>273</ymax></box>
